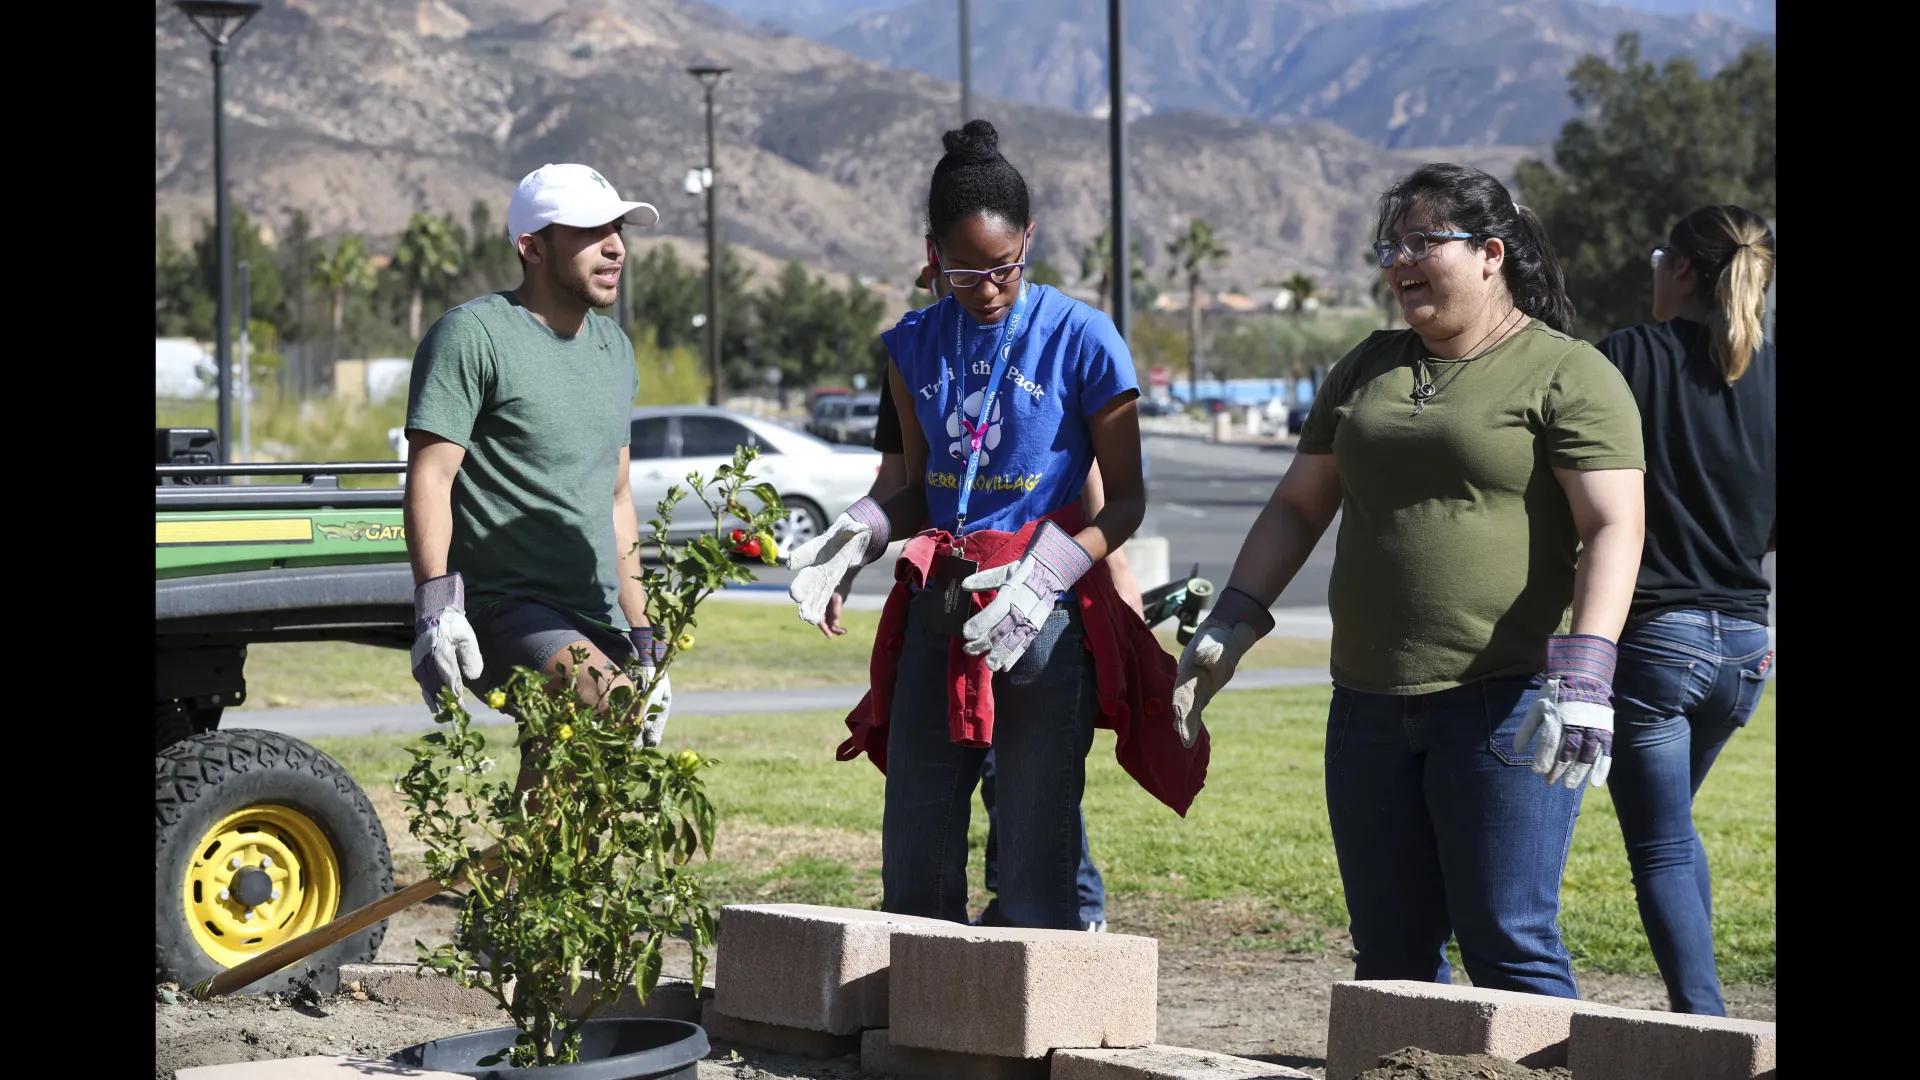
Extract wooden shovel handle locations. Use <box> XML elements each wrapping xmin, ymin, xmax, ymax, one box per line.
<box><xmin>189</xmin><ymin>843</ymin><xmax>504</xmax><ymax>1000</ymax></box>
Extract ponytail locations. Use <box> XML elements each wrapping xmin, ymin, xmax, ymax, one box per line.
<box><xmin>1510</xmin><ymin>203</ymin><xmax>1575</xmax><ymax>335</ymax></box>
<box><xmin>1669</xmin><ymin>205</ymin><xmax>1775</xmax><ymax>384</ymax></box>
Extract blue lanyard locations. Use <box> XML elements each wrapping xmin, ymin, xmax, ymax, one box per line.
<box><xmin>950</xmin><ymin>283</ymin><xmax>1032</xmax><ymax>541</ymax></box>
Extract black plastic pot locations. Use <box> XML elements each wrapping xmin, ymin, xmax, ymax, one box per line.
<box><xmin>390</xmin><ymin>1017</ymin><xmax>708</xmax><ymax>1080</ymax></box>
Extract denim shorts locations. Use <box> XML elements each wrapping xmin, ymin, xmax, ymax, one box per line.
<box><xmin>468</xmin><ymin>596</ymin><xmax>633</xmax><ymax>695</ymax></box>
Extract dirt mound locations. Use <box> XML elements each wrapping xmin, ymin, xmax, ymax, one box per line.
<box><xmin>1356</xmin><ymin>1047</ymin><xmax>1572</xmax><ymax>1080</ymax></box>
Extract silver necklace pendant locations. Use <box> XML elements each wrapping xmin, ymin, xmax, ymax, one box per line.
<box><xmin>1410</xmin><ymin>381</ymin><xmax>1436</xmax><ymax>417</ymax></box>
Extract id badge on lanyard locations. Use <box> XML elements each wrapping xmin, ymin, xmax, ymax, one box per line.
<box><xmin>927</xmin><ymin>284</ymin><xmax>1031</xmax><ymax>635</ymax></box>
<box><xmin>949</xmin><ymin>283</ymin><xmax>1031</xmax><ymax>558</ymax></box>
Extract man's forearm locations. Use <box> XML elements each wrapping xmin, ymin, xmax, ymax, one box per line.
<box><xmin>403</xmin><ymin>481</ymin><xmax>456</xmax><ymax>585</ymax></box>
<box><xmin>614</xmin><ymin>498</ymin><xmax>650</xmax><ymax>629</ymax></box>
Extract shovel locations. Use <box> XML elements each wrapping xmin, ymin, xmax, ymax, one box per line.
<box><xmin>187</xmin><ymin>843</ymin><xmax>504</xmax><ymax>1000</ymax></box>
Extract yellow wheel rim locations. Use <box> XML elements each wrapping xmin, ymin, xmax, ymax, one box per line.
<box><xmin>183</xmin><ymin>804</ymin><xmax>342</xmax><ymax>968</ymax></box>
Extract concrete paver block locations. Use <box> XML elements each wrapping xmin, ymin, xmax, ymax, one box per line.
<box><xmin>339</xmin><ymin>962</ymin><xmax>512</xmax><ymax>1016</ymax></box>
<box><xmin>700</xmin><ymin>997</ymin><xmax>861</xmax><ymax>1059</ymax></box>
<box><xmin>713</xmin><ymin>903</ymin><xmax>952</xmax><ymax>1034</ymax></box>
<box><xmin>890</xmin><ymin>925</ymin><xmax>1157</xmax><ymax>1058</ymax></box>
<box><xmin>1569</xmin><ymin>1008</ymin><xmax>1776</xmax><ymax>1080</ymax></box>
<box><xmin>1052</xmin><ymin>1045</ymin><xmax>1311</xmax><ymax>1078</ymax></box>
<box><xmin>861</xmin><ymin>1028</ymin><xmax>1050</xmax><ymax>1079</ymax></box>
<box><xmin>175</xmin><ymin>1056</ymin><xmax>469</xmax><ymax>1079</ymax></box>
<box><xmin>1326</xmin><ymin>980</ymin><xmax>1620</xmax><ymax>1080</ymax></box>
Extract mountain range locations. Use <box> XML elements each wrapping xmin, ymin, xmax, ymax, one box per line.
<box><xmin>820</xmin><ymin>0</ymin><xmax>1771</xmax><ymax>147</ymax></box>
<box><xmin>155</xmin><ymin>0</ymin><xmax>1754</xmax><ymax>302</ymax></box>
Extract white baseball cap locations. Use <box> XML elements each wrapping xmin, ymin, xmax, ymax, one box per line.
<box><xmin>506</xmin><ymin>163</ymin><xmax>660</xmax><ymax>250</ymax></box>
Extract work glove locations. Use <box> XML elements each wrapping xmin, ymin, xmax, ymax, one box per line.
<box><xmin>626</xmin><ymin>626</ymin><xmax>674</xmax><ymax>747</ymax></box>
<box><xmin>1171</xmin><ymin>587</ymin><xmax>1275</xmax><ymax>747</ymax></box>
<box><xmin>1513</xmin><ymin>634</ymin><xmax>1617</xmax><ymax>791</ymax></box>
<box><xmin>411</xmin><ymin>573</ymin><xmax>484</xmax><ymax>710</ymax></box>
<box><xmin>959</xmin><ymin>521</ymin><xmax>1093</xmax><ymax>673</ymax></box>
<box><xmin>783</xmin><ymin>496</ymin><xmax>891</xmax><ymax>627</ymax></box>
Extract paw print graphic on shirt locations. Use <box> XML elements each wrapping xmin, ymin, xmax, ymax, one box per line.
<box><xmin>946</xmin><ymin>389</ymin><xmax>1004</xmax><ymax>467</ymax></box>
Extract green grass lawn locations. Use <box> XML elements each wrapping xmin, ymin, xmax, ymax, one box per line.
<box><xmin>236</xmin><ymin>601</ymin><xmax>1332</xmax><ymax>708</ymax></box>
<box><xmin>308</xmin><ymin>681</ymin><xmax>1774</xmax><ymax>983</ymax></box>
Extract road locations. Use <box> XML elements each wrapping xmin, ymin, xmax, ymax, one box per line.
<box><xmin>753</xmin><ymin>434</ymin><xmax>1774</xmax><ymax>618</ymax></box>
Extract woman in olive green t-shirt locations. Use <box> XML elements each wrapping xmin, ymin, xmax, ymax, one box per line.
<box><xmin>1170</xmin><ymin>164</ymin><xmax>1645</xmax><ymax>998</ymax></box>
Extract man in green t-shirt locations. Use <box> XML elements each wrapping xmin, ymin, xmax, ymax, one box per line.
<box><xmin>403</xmin><ymin>163</ymin><xmax>672</xmax><ymax>749</ymax></box>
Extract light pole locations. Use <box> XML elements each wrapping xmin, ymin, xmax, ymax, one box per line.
<box><xmin>959</xmin><ymin>0</ymin><xmax>972</xmax><ymax>123</ymax></box>
<box><xmin>176</xmin><ymin>1</ymin><xmax>263</xmax><ymax>463</ymax></box>
<box><xmin>687</xmin><ymin>64</ymin><xmax>730</xmax><ymax>407</ymax></box>
<box><xmin>238</xmin><ymin>260</ymin><xmax>252</xmax><ymax>467</ymax></box>
<box><xmin>1107</xmin><ymin>0</ymin><xmax>1128</xmax><ymax>343</ymax></box>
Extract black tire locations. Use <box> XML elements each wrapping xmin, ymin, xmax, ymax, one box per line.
<box><xmin>155</xmin><ymin>729</ymin><xmax>393</xmax><ymax>995</ymax></box>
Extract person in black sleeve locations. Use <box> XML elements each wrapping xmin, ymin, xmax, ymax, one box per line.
<box><xmin>1596</xmin><ymin>204</ymin><xmax>1775</xmax><ymax>1017</ymax></box>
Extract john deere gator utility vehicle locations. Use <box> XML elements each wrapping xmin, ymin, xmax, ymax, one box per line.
<box><xmin>155</xmin><ymin>428</ymin><xmax>409</xmax><ymax>994</ymax></box>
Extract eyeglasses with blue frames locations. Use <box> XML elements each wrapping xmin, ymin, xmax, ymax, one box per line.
<box><xmin>939</xmin><ymin>235</ymin><xmax>1030</xmax><ymax>289</ymax></box>
<box><xmin>1373</xmin><ymin>230</ymin><xmax>1474</xmax><ymax>269</ymax></box>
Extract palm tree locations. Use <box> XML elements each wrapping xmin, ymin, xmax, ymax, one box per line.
<box><xmin>1281</xmin><ymin>272</ymin><xmax>1317</xmax><ymax>317</ymax></box>
<box><xmin>1166</xmin><ymin>218</ymin><xmax>1230</xmax><ymax>402</ymax></box>
<box><xmin>1077</xmin><ymin>228</ymin><xmax>1151</xmax><ymax>314</ymax></box>
<box><xmin>394</xmin><ymin>212</ymin><xmax>467</xmax><ymax>340</ymax></box>
<box><xmin>311</xmin><ymin>235</ymin><xmax>376</xmax><ymax>368</ymax></box>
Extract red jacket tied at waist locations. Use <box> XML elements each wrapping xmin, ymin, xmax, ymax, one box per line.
<box><xmin>834</xmin><ymin>504</ymin><xmax>1210</xmax><ymax>817</ymax></box>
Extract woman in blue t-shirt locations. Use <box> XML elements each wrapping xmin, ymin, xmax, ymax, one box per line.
<box><xmin>781</xmin><ymin>120</ymin><xmax>1147</xmax><ymax>928</ymax></box>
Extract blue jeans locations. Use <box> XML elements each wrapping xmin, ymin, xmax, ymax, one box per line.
<box><xmin>883</xmin><ymin>594</ymin><xmax>1098</xmax><ymax>928</ymax></box>
<box><xmin>1610</xmin><ymin>609</ymin><xmax>1772</xmax><ymax>1016</ymax></box>
<box><xmin>978</xmin><ymin>749</ymin><xmax>1106</xmax><ymax>925</ymax></box>
<box><xmin>1325</xmin><ymin>675</ymin><xmax>1584</xmax><ymax>997</ymax></box>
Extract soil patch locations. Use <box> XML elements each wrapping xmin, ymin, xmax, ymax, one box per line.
<box><xmin>1356</xmin><ymin>1047</ymin><xmax>1570</xmax><ymax>1079</ymax></box>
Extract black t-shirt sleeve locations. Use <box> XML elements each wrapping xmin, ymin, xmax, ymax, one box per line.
<box><xmin>872</xmin><ymin>361</ymin><xmax>903</xmax><ymax>454</ymax></box>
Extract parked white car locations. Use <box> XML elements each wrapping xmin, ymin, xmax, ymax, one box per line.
<box><xmin>389</xmin><ymin>410</ymin><xmax>877</xmax><ymax>546</ymax></box>
<box><xmin>628</xmin><ymin>406</ymin><xmax>880</xmax><ymax>548</ymax></box>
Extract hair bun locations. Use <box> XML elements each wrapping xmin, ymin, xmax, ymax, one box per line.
<box><xmin>941</xmin><ymin>119</ymin><xmax>1002</xmax><ymax>166</ymax></box>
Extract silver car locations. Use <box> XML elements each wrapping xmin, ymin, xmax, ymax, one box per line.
<box><xmin>628</xmin><ymin>406</ymin><xmax>880</xmax><ymax>548</ymax></box>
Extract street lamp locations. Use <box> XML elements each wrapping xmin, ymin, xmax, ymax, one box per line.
<box><xmin>686</xmin><ymin>63</ymin><xmax>730</xmax><ymax>407</ymax></box>
<box><xmin>958</xmin><ymin>0</ymin><xmax>972</xmax><ymax>124</ymax></box>
<box><xmin>1107</xmin><ymin>0</ymin><xmax>1129</xmax><ymax>342</ymax></box>
<box><xmin>176</xmin><ymin>0</ymin><xmax>263</xmax><ymax>464</ymax></box>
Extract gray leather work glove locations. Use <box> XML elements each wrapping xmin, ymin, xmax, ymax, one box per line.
<box><xmin>959</xmin><ymin>521</ymin><xmax>1094</xmax><ymax>673</ymax></box>
<box><xmin>411</xmin><ymin>572</ymin><xmax>483</xmax><ymax>709</ymax></box>
<box><xmin>1171</xmin><ymin>586</ymin><xmax>1275</xmax><ymax>747</ymax></box>
<box><xmin>627</xmin><ymin>625</ymin><xmax>673</xmax><ymax>747</ymax></box>
<box><xmin>1513</xmin><ymin>633</ymin><xmax>1617</xmax><ymax>791</ymax></box>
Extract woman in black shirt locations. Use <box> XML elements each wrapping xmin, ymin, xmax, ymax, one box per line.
<box><xmin>1596</xmin><ymin>204</ymin><xmax>1775</xmax><ymax>1016</ymax></box>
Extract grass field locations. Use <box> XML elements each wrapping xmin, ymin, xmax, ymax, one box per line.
<box><xmin>236</xmin><ymin>600</ymin><xmax>1332</xmax><ymax>708</ymax></box>
<box><xmin>308</xmin><ymin>680</ymin><xmax>1775</xmax><ymax>983</ymax></box>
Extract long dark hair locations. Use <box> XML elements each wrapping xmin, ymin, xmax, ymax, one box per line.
<box><xmin>1667</xmin><ymin>204</ymin><xmax>1774</xmax><ymax>384</ymax></box>
<box><xmin>1375</xmin><ymin>163</ymin><xmax>1575</xmax><ymax>334</ymax></box>
<box><xmin>926</xmin><ymin>119</ymin><xmax>1030</xmax><ymax>243</ymax></box>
